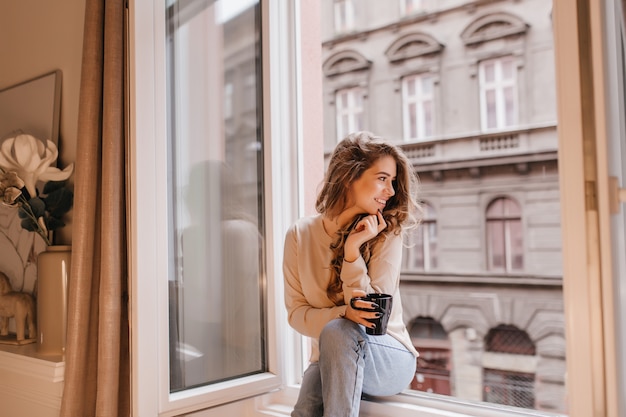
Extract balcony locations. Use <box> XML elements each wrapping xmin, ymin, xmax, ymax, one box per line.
<box><xmin>397</xmin><ymin>123</ymin><xmax>558</xmax><ymax>173</ymax></box>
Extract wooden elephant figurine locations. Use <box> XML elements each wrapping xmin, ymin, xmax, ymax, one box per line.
<box><xmin>0</xmin><ymin>272</ymin><xmax>36</xmax><ymax>341</ymax></box>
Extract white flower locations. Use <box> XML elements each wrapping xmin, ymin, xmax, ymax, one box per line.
<box><xmin>0</xmin><ymin>133</ymin><xmax>74</xmax><ymax>198</ymax></box>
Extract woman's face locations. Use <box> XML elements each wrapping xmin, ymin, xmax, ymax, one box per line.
<box><xmin>346</xmin><ymin>155</ymin><xmax>397</xmax><ymax>215</ymax></box>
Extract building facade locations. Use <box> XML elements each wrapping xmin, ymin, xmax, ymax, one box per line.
<box><xmin>320</xmin><ymin>0</ymin><xmax>565</xmax><ymax>412</ymax></box>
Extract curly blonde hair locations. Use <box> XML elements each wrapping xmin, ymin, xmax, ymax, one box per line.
<box><xmin>316</xmin><ymin>131</ymin><xmax>421</xmax><ymax>304</ymax></box>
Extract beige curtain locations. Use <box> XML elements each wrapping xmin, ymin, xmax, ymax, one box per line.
<box><xmin>60</xmin><ymin>0</ymin><xmax>130</xmax><ymax>415</ymax></box>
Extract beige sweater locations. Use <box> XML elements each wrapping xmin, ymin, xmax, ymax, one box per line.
<box><xmin>283</xmin><ymin>214</ymin><xmax>418</xmax><ymax>362</ymax></box>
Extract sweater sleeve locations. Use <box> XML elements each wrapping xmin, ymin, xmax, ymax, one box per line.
<box><xmin>340</xmin><ymin>232</ymin><xmax>403</xmax><ymax>304</ymax></box>
<box><xmin>283</xmin><ymin>226</ymin><xmax>348</xmax><ymax>339</ymax></box>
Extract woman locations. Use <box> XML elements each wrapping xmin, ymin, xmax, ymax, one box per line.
<box><xmin>283</xmin><ymin>131</ymin><xmax>421</xmax><ymax>417</ymax></box>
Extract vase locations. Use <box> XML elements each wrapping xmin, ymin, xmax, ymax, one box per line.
<box><xmin>36</xmin><ymin>245</ymin><xmax>71</xmax><ymax>357</ymax></box>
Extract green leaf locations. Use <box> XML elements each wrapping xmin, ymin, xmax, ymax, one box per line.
<box><xmin>46</xmin><ymin>217</ymin><xmax>66</xmax><ymax>231</ymax></box>
<box><xmin>17</xmin><ymin>207</ymin><xmax>28</xmax><ymax>219</ymax></box>
<box><xmin>43</xmin><ymin>188</ymin><xmax>73</xmax><ymax>217</ymax></box>
<box><xmin>20</xmin><ymin>217</ymin><xmax>38</xmax><ymax>232</ymax></box>
<box><xmin>28</xmin><ymin>197</ymin><xmax>46</xmax><ymax>218</ymax></box>
<box><xmin>42</xmin><ymin>180</ymin><xmax>67</xmax><ymax>194</ymax></box>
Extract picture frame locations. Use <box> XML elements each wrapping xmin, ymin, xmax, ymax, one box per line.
<box><xmin>0</xmin><ymin>70</ymin><xmax>62</xmax><ymax>144</ymax></box>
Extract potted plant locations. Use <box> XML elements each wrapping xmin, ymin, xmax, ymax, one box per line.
<box><xmin>0</xmin><ymin>132</ymin><xmax>74</xmax><ymax>352</ymax></box>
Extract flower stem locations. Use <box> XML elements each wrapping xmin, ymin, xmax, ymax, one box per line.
<box><xmin>17</xmin><ymin>195</ymin><xmax>51</xmax><ymax>246</ymax></box>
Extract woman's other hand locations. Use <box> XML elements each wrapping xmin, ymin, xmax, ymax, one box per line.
<box><xmin>343</xmin><ymin>289</ymin><xmax>381</xmax><ymax>330</ymax></box>
<box><xmin>344</xmin><ymin>211</ymin><xmax>387</xmax><ymax>262</ymax></box>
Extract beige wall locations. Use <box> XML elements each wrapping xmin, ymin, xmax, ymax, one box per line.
<box><xmin>0</xmin><ymin>0</ymin><xmax>85</xmax><ymax>243</ymax></box>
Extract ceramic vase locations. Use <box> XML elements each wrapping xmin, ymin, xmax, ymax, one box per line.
<box><xmin>36</xmin><ymin>245</ymin><xmax>71</xmax><ymax>356</ymax></box>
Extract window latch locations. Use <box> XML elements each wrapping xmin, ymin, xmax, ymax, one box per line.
<box><xmin>609</xmin><ymin>176</ymin><xmax>626</xmax><ymax>214</ymax></box>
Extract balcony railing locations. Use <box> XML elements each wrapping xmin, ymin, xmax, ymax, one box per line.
<box><xmin>396</xmin><ymin>123</ymin><xmax>558</xmax><ymax>171</ymax></box>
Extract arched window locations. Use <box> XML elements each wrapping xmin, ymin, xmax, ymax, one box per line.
<box><xmin>384</xmin><ymin>32</ymin><xmax>443</xmax><ymax>141</ymax></box>
<box><xmin>460</xmin><ymin>12</ymin><xmax>528</xmax><ymax>131</ymax></box>
<box><xmin>408</xmin><ymin>317</ymin><xmax>451</xmax><ymax>395</ymax></box>
<box><xmin>486</xmin><ymin>197</ymin><xmax>523</xmax><ymax>272</ymax></box>
<box><xmin>403</xmin><ymin>202</ymin><xmax>437</xmax><ymax>271</ymax></box>
<box><xmin>322</xmin><ymin>50</ymin><xmax>371</xmax><ymax>142</ymax></box>
<box><xmin>483</xmin><ymin>325</ymin><xmax>536</xmax><ymax>409</ymax></box>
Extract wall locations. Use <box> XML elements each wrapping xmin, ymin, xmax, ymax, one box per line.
<box><xmin>0</xmin><ymin>0</ymin><xmax>85</xmax><ymax>244</ymax></box>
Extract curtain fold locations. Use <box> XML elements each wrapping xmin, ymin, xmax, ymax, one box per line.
<box><xmin>60</xmin><ymin>0</ymin><xmax>129</xmax><ymax>415</ymax></box>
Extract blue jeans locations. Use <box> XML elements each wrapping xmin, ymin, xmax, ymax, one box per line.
<box><xmin>292</xmin><ymin>319</ymin><xmax>416</xmax><ymax>417</ymax></box>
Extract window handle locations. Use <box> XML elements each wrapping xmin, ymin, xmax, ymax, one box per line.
<box><xmin>609</xmin><ymin>176</ymin><xmax>626</xmax><ymax>214</ymax></box>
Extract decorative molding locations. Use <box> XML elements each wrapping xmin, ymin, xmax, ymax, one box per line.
<box><xmin>322</xmin><ymin>50</ymin><xmax>371</xmax><ymax>77</ymax></box>
<box><xmin>461</xmin><ymin>12</ymin><xmax>529</xmax><ymax>46</ymax></box>
<box><xmin>385</xmin><ymin>32</ymin><xmax>444</xmax><ymax>63</ymax></box>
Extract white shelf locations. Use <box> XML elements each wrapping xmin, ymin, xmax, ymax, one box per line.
<box><xmin>0</xmin><ymin>343</ymin><xmax>64</xmax><ymax>417</ymax></box>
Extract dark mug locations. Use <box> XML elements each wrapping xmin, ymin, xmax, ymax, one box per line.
<box><xmin>349</xmin><ymin>293</ymin><xmax>393</xmax><ymax>335</ymax></box>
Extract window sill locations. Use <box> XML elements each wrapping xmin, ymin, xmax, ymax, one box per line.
<box><xmin>0</xmin><ymin>342</ymin><xmax>64</xmax><ymax>417</ymax></box>
<box><xmin>258</xmin><ymin>385</ymin><xmax>567</xmax><ymax>417</ymax></box>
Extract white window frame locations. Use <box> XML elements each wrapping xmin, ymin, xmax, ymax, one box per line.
<box><xmin>334</xmin><ymin>0</ymin><xmax>354</xmax><ymax>34</ymax></box>
<box><xmin>335</xmin><ymin>86</ymin><xmax>364</xmax><ymax>141</ymax></box>
<box><xmin>402</xmin><ymin>73</ymin><xmax>435</xmax><ymax>141</ymax></box>
<box><xmin>478</xmin><ymin>56</ymin><xmax>518</xmax><ymax>131</ymax></box>
<box><xmin>129</xmin><ymin>0</ymin><xmax>299</xmax><ymax>415</ymax></box>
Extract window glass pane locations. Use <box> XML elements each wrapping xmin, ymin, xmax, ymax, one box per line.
<box><xmin>355</xmin><ymin>92</ymin><xmax>363</xmax><ymax>108</ymax></box>
<box><xmin>166</xmin><ymin>0</ymin><xmax>265</xmax><ymax>392</ymax></box>
<box><xmin>423</xmin><ymin>101</ymin><xmax>433</xmax><ymax>136</ymax></box>
<box><xmin>503</xmin><ymin>195</ymin><xmax>521</xmax><ymax>216</ymax></box>
<box><xmin>421</xmin><ymin>75</ymin><xmax>433</xmax><ymax>94</ymax></box>
<box><xmin>403</xmin><ymin>226</ymin><xmax>423</xmax><ymax>270</ymax></box>
<box><xmin>415</xmin><ymin>226</ymin><xmax>425</xmax><ymax>268</ymax></box>
<box><xmin>320</xmin><ymin>1</ymin><xmax>566</xmax><ymax>413</ymax></box>
<box><xmin>224</xmin><ymin>80</ymin><xmax>234</xmax><ymax>119</ymax></box>
<box><xmin>487</xmin><ymin>221</ymin><xmax>505</xmax><ymax>270</ymax></box>
<box><xmin>355</xmin><ymin>112</ymin><xmax>363</xmax><ymax>131</ymax></box>
<box><xmin>487</xmin><ymin>198</ymin><xmax>523</xmax><ymax>271</ymax></box>
<box><xmin>423</xmin><ymin>203</ymin><xmax>436</xmax><ymax>220</ymax></box>
<box><xmin>487</xmin><ymin>197</ymin><xmax>503</xmax><ymax>217</ymax></box>
<box><xmin>336</xmin><ymin>87</ymin><xmax>364</xmax><ymax>141</ymax></box>
<box><xmin>480</xmin><ymin>57</ymin><xmax>518</xmax><ymax>130</ymax></box>
<box><xmin>504</xmin><ymin>86</ymin><xmax>516</xmax><ymax>126</ymax></box>
<box><xmin>340</xmin><ymin>115</ymin><xmax>349</xmax><ymax>138</ymax></box>
<box><xmin>243</xmin><ymin>72</ymin><xmax>256</xmax><ymax>111</ymax></box>
<box><xmin>427</xmin><ymin>222</ymin><xmax>437</xmax><ymax>268</ymax></box>
<box><xmin>403</xmin><ymin>74</ymin><xmax>434</xmax><ymax>139</ymax></box>
<box><xmin>486</xmin><ymin>89</ymin><xmax>497</xmax><ymax>129</ymax></box>
<box><xmin>510</xmin><ymin>219</ymin><xmax>524</xmax><ymax>270</ymax></box>
<box><xmin>409</xmin><ymin>102</ymin><xmax>417</xmax><ymax>137</ymax></box>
